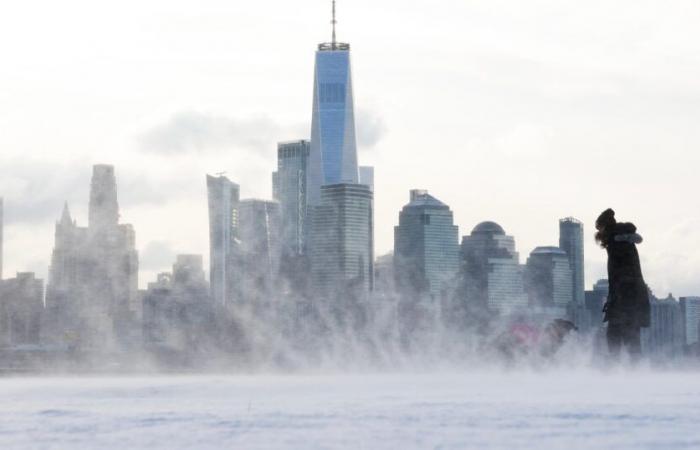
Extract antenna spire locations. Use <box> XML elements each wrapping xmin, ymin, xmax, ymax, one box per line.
<box><xmin>331</xmin><ymin>0</ymin><xmax>337</xmax><ymax>47</ymax></box>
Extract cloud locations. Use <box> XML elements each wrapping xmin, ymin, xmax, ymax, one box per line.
<box><xmin>138</xmin><ymin>111</ymin><xmax>306</xmax><ymax>155</ymax></box>
<box><xmin>356</xmin><ymin>108</ymin><xmax>387</xmax><ymax>149</ymax></box>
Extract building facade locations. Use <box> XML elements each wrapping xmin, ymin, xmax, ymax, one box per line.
<box><xmin>306</xmin><ymin>33</ymin><xmax>359</xmax><ymax>206</ymax></box>
<box><xmin>679</xmin><ymin>296</ymin><xmax>700</xmax><ymax>347</ymax></box>
<box><xmin>559</xmin><ymin>217</ymin><xmax>584</xmax><ymax>305</ymax></box>
<box><xmin>45</xmin><ymin>165</ymin><xmax>139</xmax><ymax>349</ymax></box>
<box><xmin>524</xmin><ymin>246</ymin><xmax>574</xmax><ymax>310</ymax></box>
<box><xmin>0</xmin><ymin>272</ymin><xmax>44</xmax><ymax>347</ymax></box>
<box><xmin>206</xmin><ymin>174</ymin><xmax>240</xmax><ymax>305</ymax></box>
<box><xmin>459</xmin><ymin>221</ymin><xmax>527</xmax><ymax>315</ymax></box>
<box><xmin>273</xmin><ymin>140</ymin><xmax>310</xmax><ymax>257</ymax></box>
<box><xmin>310</xmin><ymin>183</ymin><xmax>373</xmax><ymax>297</ymax></box>
<box><xmin>394</xmin><ymin>190</ymin><xmax>459</xmax><ymax>300</ymax></box>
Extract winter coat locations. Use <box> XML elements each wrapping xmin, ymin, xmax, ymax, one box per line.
<box><xmin>603</xmin><ymin>222</ymin><xmax>651</xmax><ymax>328</ymax></box>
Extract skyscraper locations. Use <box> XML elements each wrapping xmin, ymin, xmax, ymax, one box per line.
<box><xmin>524</xmin><ymin>246</ymin><xmax>574</xmax><ymax>309</ymax></box>
<box><xmin>559</xmin><ymin>217</ymin><xmax>585</xmax><ymax>306</ymax></box>
<box><xmin>459</xmin><ymin>222</ymin><xmax>527</xmax><ymax>314</ymax></box>
<box><xmin>238</xmin><ymin>199</ymin><xmax>281</xmax><ymax>305</ymax></box>
<box><xmin>0</xmin><ymin>197</ymin><xmax>3</xmax><ymax>280</ymax></box>
<box><xmin>310</xmin><ymin>183</ymin><xmax>373</xmax><ymax>296</ymax></box>
<box><xmin>45</xmin><ymin>165</ymin><xmax>139</xmax><ymax>349</ymax></box>
<box><xmin>307</xmin><ymin>1</ymin><xmax>359</xmax><ymax>206</ymax></box>
<box><xmin>679</xmin><ymin>296</ymin><xmax>700</xmax><ymax>346</ymax></box>
<box><xmin>274</xmin><ymin>140</ymin><xmax>310</xmax><ymax>256</ymax></box>
<box><xmin>206</xmin><ymin>174</ymin><xmax>240</xmax><ymax>305</ymax></box>
<box><xmin>394</xmin><ymin>190</ymin><xmax>459</xmax><ymax>299</ymax></box>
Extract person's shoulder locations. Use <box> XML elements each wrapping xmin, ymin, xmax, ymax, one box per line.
<box><xmin>613</xmin><ymin>222</ymin><xmax>643</xmax><ymax>244</ymax></box>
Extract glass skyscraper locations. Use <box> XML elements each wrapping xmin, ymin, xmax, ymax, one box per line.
<box><xmin>310</xmin><ymin>183</ymin><xmax>373</xmax><ymax>296</ymax></box>
<box><xmin>460</xmin><ymin>222</ymin><xmax>528</xmax><ymax>314</ymax></box>
<box><xmin>273</xmin><ymin>140</ymin><xmax>310</xmax><ymax>256</ymax></box>
<box><xmin>559</xmin><ymin>217</ymin><xmax>585</xmax><ymax>306</ymax></box>
<box><xmin>394</xmin><ymin>190</ymin><xmax>459</xmax><ymax>299</ymax></box>
<box><xmin>206</xmin><ymin>174</ymin><xmax>240</xmax><ymax>305</ymax></box>
<box><xmin>307</xmin><ymin>37</ymin><xmax>359</xmax><ymax>206</ymax></box>
<box><xmin>524</xmin><ymin>246</ymin><xmax>574</xmax><ymax>309</ymax></box>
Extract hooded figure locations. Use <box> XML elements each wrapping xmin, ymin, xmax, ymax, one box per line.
<box><xmin>595</xmin><ymin>208</ymin><xmax>650</xmax><ymax>358</ymax></box>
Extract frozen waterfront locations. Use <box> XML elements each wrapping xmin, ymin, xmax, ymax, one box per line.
<box><xmin>1</xmin><ymin>371</ymin><xmax>700</xmax><ymax>449</ymax></box>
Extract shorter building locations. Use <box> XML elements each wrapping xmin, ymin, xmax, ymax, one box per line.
<box><xmin>641</xmin><ymin>293</ymin><xmax>684</xmax><ymax>359</ymax></box>
<box><xmin>458</xmin><ymin>221</ymin><xmax>527</xmax><ymax>317</ymax></box>
<box><xmin>0</xmin><ymin>273</ymin><xmax>44</xmax><ymax>347</ymax></box>
<box><xmin>679</xmin><ymin>296</ymin><xmax>700</xmax><ymax>347</ymax></box>
<box><xmin>524</xmin><ymin>247</ymin><xmax>573</xmax><ymax>322</ymax></box>
<box><xmin>142</xmin><ymin>255</ymin><xmax>212</xmax><ymax>352</ymax></box>
<box><xmin>585</xmin><ymin>279</ymin><xmax>609</xmax><ymax>326</ymax></box>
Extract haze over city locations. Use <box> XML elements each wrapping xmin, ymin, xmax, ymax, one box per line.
<box><xmin>2</xmin><ymin>0</ymin><xmax>699</xmax><ymax>296</ymax></box>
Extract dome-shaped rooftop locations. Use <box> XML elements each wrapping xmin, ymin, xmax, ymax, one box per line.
<box><xmin>472</xmin><ymin>221</ymin><xmax>505</xmax><ymax>235</ymax></box>
<box><xmin>531</xmin><ymin>246</ymin><xmax>567</xmax><ymax>256</ymax></box>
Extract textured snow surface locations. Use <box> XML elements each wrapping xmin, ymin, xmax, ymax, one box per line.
<box><xmin>1</xmin><ymin>372</ymin><xmax>700</xmax><ymax>449</ymax></box>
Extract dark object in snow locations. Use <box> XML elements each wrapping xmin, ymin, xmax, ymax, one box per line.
<box><xmin>492</xmin><ymin>318</ymin><xmax>578</xmax><ymax>362</ymax></box>
<box><xmin>595</xmin><ymin>208</ymin><xmax>650</xmax><ymax>359</ymax></box>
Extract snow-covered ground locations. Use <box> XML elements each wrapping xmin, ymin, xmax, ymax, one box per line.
<box><xmin>1</xmin><ymin>371</ymin><xmax>700</xmax><ymax>449</ymax></box>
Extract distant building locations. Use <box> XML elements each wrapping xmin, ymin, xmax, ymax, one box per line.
<box><xmin>585</xmin><ymin>279</ymin><xmax>609</xmax><ymax>326</ymax></box>
<box><xmin>310</xmin><ymin>183</ymin><xmax>373</xmax><ymax>297</ymax></box>
<box><xmin>459</xmin><ymin>222</ymin><xmax>527</xmax><ymax>315</ymax></box>
<box><xmin>0</xmin><ymin>272</ymin><xmax>44</xmax><ymax>347</ymax></box>
<box><xmin>45</xmin><ymin>165</ymin><xmax>139</xmax><ymax>350</ymax></box>
<box><xmin>306</xmin><ymin>24</ymin><xmax>359</xmax><ymax>206</ymax></box>
<box><xmin>641</xmin><ymin>293</ymin><xmax>684</xmax><ymax>358</ymax></box>
<box><xmin>238</xmin><ymin>199</ymin><xmax>281</xmax><ymax>305</ymax></box>
<box><xmin>559</xmin><ymin>218</ymin><xmax>584</xmax><ymax>305</ymax></box>
<box><xmin>679</xmin><ymin>296</ymin><xmax>700</xmax><ymax>347</ymax></box>
<box><xmin>206</xmin><ymin>174</ymin><xmax>240</xmax><ymax>305</ymax></box>
<box><xmin>274</xmin><ymin>140</ymin><xmax>310</xmax><ymax>257</ymax></box>
<box><xmin>394</xmin><ymin>190</ymin><xmax>459</xmax><ymax>300</ymax></box>
<box><xmin>0</xmin><ymin>197</ymin><xmax>3</xmax><ymax>280</ymax></box>
<box><xmin>524</xmin><ymin>246</ymin><xmax>573</xmax><ymax>309</ymax></box>
<box><xmin>142</xmin><ymin>255</ymin><xmax>211</xmax><ymax>350</ymax></box>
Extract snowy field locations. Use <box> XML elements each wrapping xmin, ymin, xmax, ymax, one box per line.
<box><xmin>1</xmin><ymin>371</ymin><xmax>700</xmax><ymax>449</ymax></box>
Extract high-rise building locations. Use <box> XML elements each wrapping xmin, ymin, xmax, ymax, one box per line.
<box><xmin>585</xmin><ymin>279</ymin><xmax>609</xmax><ymax>326</ymax></box>
<box><xmin>206</xmin><ymin>174</ymin><xmax>240</xmax><ymax>305</ymax></box>
<box><xmin>394</xmin><ymin>190</ymin><xmax>459</xmax><ymax>299</ymax></box>
<box><xmin>459</xmin><ymin>222</ymin><xmax>527</xmax><ymax>314</ymax></box>
<box><xmin>559</xmin><ymin>218</ymin><xmax>585</xmax><ymax>306</ymax></box>
<box><xmin>238</xmin><ymin>199</ymin><xmax>281</xmax><ymax>304</ymax></box>
<box><xmin>524</xmin><ymin>247</ymin><xmax>574</xmax><ymax>309</ymax></box>
<box><xmin>274</xmin><ymin>140</ymin><xmax>310</xmax><ymax>256</ymax></box>
<box><xmin>310</xmin><ymin>183</ymin><xmax>373</xmax><ymax>296</ymax></box>
<box><xmin>306</xmin><ymin>3</ymin><xmax>359</xmax><ymax>206</ymax></box>
<box><xmin>45</xmin><ymin>165</ymin><xmax>139</xmax><ymax>349</ymax></box>
<box><xmin>679</xmin><ymin>296</ymin><xmax>700</xmax><ymax>347</ymax></box>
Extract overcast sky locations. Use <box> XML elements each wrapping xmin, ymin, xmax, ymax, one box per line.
<box><xmin>1</xmin><ymin>0</ymin><xmax>699</xmax><ymax>295</ymax></box>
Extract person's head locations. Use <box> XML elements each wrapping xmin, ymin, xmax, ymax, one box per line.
<box><xmin>595</xmin><ymin>208</ymin><xmax>616</xmax><ymax>247</ymax></box>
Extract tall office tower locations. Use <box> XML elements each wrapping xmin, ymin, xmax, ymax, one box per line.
<box><xmin>238</xmin><ymin>199</ymin><xmax>281</xmax><ymax>304</ymax></box>
<box><xmin>459</xmin><ymin>222</ymin><xmax>527</xmax><ymax>314</ymax></box>
<box><xmin>206</xmin><ymin>174</ymin><xmax>240</xmax><ymax>305</ymax></box>
<box><xmin>310</xmin><ymin>183</ymin><xmax>373</xmax><ymax>297</ymax></box>
<box><xmin>679</xmin><ymin>296</ymin><xmax>700</xmax><ymax>346</ymax></box>
<box><xmin>559</xmin><ymin>218</ymin><xmax>584</xmax><ymax>305</ymax></box>
<box><xmin>359</xmin><ymin>166</ymin><xmax>374</xmax><ymax>192</ymax></box>
<box><xmin>274</xmin><ymin>140</ymin><xmax>310</xmax><ymax>256</ymax></box>
<box><xmin>307</xmin><ymin>2</ymin><xmax>359</xmax><ymax>206</ymax></box>
<box><xmin>394</xmin><ymin>190</ymin><xmax>459</xmax><ymax>300</ymax></box>
<box><xmin>89</xmin><ymin>165</ymin><xmax>119</xmax><ymax>232</ymax></box>
<box><xmin>45</xmin><ymin>165</ymin><xmax>139</xmax><ymax>349</ymax></box>
<box><xmin>524</xmin><ymin>247</ymin><xmax>574</xmax><ymax>309</ymax></box>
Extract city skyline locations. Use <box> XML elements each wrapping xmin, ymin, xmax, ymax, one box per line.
<box><xmin>1</xmin><ymin>0</ymin><xmax>699</xmax><ymax>296</ymax></box>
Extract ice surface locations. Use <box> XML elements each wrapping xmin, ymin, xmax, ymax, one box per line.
<box><xmin>1</xmin><ymin>371</ymin><xmax>700</xmax><ymax>449</ymax></box>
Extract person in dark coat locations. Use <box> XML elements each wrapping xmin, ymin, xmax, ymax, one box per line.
<box><xmin>595</xmin><ymin>208</ymin><xmax>651</xmax><ymax>358</ymax></box>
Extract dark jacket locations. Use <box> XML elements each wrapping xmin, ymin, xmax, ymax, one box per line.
<box><xmin>603</xmin><ymin>222</ymin><xmax>651</xmax><ymax>328</ymax></box>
